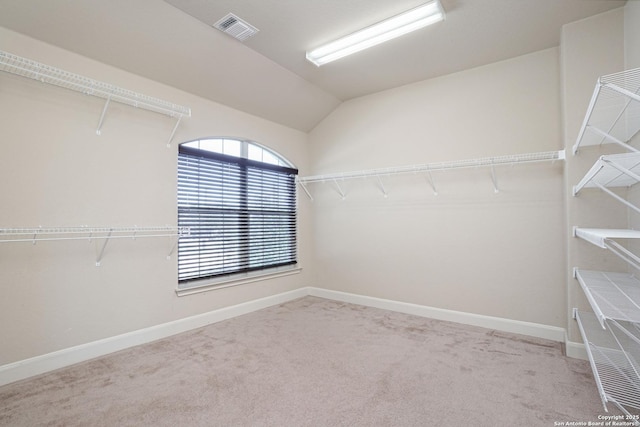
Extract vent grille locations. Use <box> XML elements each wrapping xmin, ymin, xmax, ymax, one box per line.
<box><xmin>213</xmin><ymin>13</ymin><xmax>259</xmax><ymax>42</ymax></box>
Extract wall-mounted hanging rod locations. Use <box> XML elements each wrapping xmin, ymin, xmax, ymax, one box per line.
<box><xmin>297</xmin><ymin>150</ymin><xmax>564</xmax><ymax>200</ymax></box>
<box><xmin>0</xmin><ymin>226</ymin><xmax>190</xmax><ymax>266</ymax></box>
<box><xmin>573</xmin><ymin>68</ymin><xmax>640</xmax><ymax>155</ymax></box>
<box><xmin>0</xmin><ymin>226</ymin><xmax>189</xmax><ymax>242</ymax></box>
<box><xmin>0</xmin><ymin>50</ymin><xmax>191</xmax><ymax>145</ymax></box>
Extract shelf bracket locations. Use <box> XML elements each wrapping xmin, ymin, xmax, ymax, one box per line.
<box><xmin>333</xmin><ymin>179</ymin><xmax>346</xmax><ymax>200</ymax></box>
<box><xmin>604</xmin><ymin>82</ymin><xmax>640</xmax><ymax>103</ymax></box>
<box><xmin>425</xmin><ymin>170</ymin><xmax>438</xmax><ymax>195</ymax></box>
<box><xmin>167</xmin><ymin>236</ymin><xmax>179</xmax><ymax>260</ymax></box>
<box><xmin>609</xmin><ymin>319</ymin><xmax>640</xmax><ymax>347</ymax></box>
<box><xmin>490</xmin><ymin>162</ymin><xmax>499</xmax><ymax>193</ymax></box>
<box><xmin>594</xmin><ymin>183</ymin><xmax>640</xmax><ymax>216</ymax></box>
<box><xmin>166</xmin><ymin>115</ymin><xmax>183</xmax><ymax>148</ymax></box>
<box><xmin>602</xmin><ymin>158</ymin><xmax>640</xmax><ymax>182</ymax></box>
<box><xmin>376</xmin><ymin>175</ymin><xmax>388</xmax><ymax>198</ymax></box>
<box><xmin>96</xmin><ymin>96</ymin><xmax>111</xmax><ymax>136</ymax></box>
<box><xmin>587</xmin><ymin>125</ymin><xmax>640</xmax><ymax>153</ymax></box>
<box><xmin>297</xmin><ymin>179</ymin><xmax>314</xmax><ymax>202</ymax></box>
<box><xmin>95</xmin><ymin>228</ymin><xmax>113</xmax><ymax>267</ymax></box>
<box><xmin>573</xmin><ymin>83</ymin><xmax>603</xmax><ymax>155</ymax></box>
<box><xmin>604</xmin><ymin>239</ymin><xmax>640</xmax><ymax>272</ymax></box>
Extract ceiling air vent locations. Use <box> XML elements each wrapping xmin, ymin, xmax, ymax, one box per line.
<box><xmin>213</xmin><ymin>13</ymin><xmax>259</xmax><ymax>42</ymax></box>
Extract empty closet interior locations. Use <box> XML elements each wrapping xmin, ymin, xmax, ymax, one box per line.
<box><xmin>0</xmin><ymin>0</ymin><xmax>639</xmax><ymax>421</ymax></box>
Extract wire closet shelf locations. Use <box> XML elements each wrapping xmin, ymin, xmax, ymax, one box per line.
<box><xmin>297</xmin><ymin>150</ymin><xmax>565</xmax><ymax>200</ymax></box>
<box><xmin>574</xmin><ymin>269</ymin><xmax>640</xmax><ymax>327</ymax></box>
<box><xmin>575</xmin><ymin>310</ymin><xmax>640</xmax><ymax>419</ymax></box>
<box><xmin>572</xmin><ymin>67</ymin><xmax>640</xmax><ymax>154</ymax></box>
<box><xmin>572</xmin><ymin>227</ymin><xmax>640</xmax><ymax>419</ymax></box>
<box><xmin>573</xmin><ymin>152</ymin><xmax>640</xmax><ymax>215</ymax></box>
<box><xmin>0</xmin><ymin>50</ymin><xmax>191</xmax><ymax>143</ymax></box>
<box><xmin>0</xmin><ymin>226</ymin><xmax>190</xmax><ymax>243</ymax></box>
<box><xmin>570</xmin><ymin>68</ymin><xmax>640</xmax><ymax>421</ymax></box>
<box><xmin>574</xmin><ymin>228</ymin><xmax>640</xmax><ymax>272</ymax></box>
<box><xmin>0</xmin><ymin>226</ymin><xmax>190</xmax><ymax>266</ymax></box>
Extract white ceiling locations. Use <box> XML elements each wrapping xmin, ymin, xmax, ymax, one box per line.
<box><xmin>0</xmin><ymin>0</ymin><xmax>626</xmax><ymax>131</ymax></box>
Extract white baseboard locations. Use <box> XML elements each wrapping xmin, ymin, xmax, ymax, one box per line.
<box><xmin>565</xmin><ymin>339</ymin><xmax>588</xmax><ymax>360</ymax></box>
<box><xmin>0</xmin><ymin>287</ymin><xmax>308</xmax><ymax>387</ymax></box>
<box><xmin>0</xmin><ymin>286</ymin><xmax>577</xmax><ymax>387</ymax></box>
<box><xmin>308</xmin><ymin>287</ymin><xmax>567</xmax><ymax>343</ymax></box>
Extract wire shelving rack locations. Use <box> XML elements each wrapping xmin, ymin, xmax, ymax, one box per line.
<box><xmin>0</xmin><ymin>50</ymin><xmax>191</xmax><ymax>145</ymax></box>
<box><xmin>297</xmin><ymin>150</ymin><xmax>565</xmax><ymax>200</ymax></box>
<box><xmin>573</xmin><ymin>68</ymin><xmax>640</xmax><ymax>154</ymax></box>
<box><xmin>0</xmin><ymin>226</ymin><xmax>190</xmax><ymax>266</ymax></box>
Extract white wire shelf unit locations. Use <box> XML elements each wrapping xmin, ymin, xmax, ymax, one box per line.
<box><xmin>297</xmin><ymin>150</ymin><xmax>565</xmax><ymax>200</ymax></box>
<box><xmin>573</xmin><ymin>68</ymin><xmax>640</xmax><ymax>154</ymax></box>
<box><xmin>574</xmin><ymin>310</ymin><xmax>640</xmax><ymax>418</ymax></box>
<box><xmin>0</xmin><ymin>50</ymin><xmax>191</xmax><ymax>145</ymax></box>
<box><xmin>0</xmin><ymin>226</ymin><xmax>190</xmax><ymax>266</ymax></box>
<box><xmin>575</xmin><ymin>269</ymin><xmax>640</xmax><ymax>328</ymax></box>
<box><xmin>574</xmin><ymin>228</ymin><xmax>640</xmax><ymax>271</ymax></box>
<box><xmin>573</xmin><ymin>152</ymin><xmax>640</xmax><ymax>215</ymax></box>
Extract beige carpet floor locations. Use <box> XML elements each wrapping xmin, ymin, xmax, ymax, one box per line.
<box><xmin>0</xmin><ymin>296</ymin><xmax>625</xmax><ymax>426</ymax></box>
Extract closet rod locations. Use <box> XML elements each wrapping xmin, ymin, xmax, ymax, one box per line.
<box><xmin>0</xmin><ymin>51</ymin><xmax>191</xmax><ymax>118</ymax></box>
<box><xmin>298</xmin><ymin>150</ymin><xmax>565</xmax><ymax>184</ymax></box>
<box><xmin>0</xmin><ymin>50</ymin><xmax>191</xmax><ymax>143</ymax></box>
<box><xmin>0</xmin><ymin>226</ymin><xmax>190</xmax><ymax>243</ymax></box>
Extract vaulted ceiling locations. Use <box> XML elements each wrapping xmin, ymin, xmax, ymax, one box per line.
<box><xmin>0</xmin><ymin>0</ymin><xmax>626</xmax><ymax>131</ymax></box>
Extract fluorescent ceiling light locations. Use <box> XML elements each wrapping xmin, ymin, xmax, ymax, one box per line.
<box><xmin>306</xmin><ymin>0</ymin><xmax>445</xmax><ymax>67</ymax></box>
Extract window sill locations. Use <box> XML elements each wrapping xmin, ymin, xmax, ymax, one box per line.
<box><xmin>175</xmin><ymin>265</ymin><xmax>302</xmax><ymax>297</ymax></box>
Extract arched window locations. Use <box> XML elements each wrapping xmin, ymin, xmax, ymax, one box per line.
<box><xmin>177</xmin><ymin>138</ymin><xmax>297</xmax><ymax>286</ymax></box>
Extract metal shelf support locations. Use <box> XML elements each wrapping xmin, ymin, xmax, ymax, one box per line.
<box><xmin>425</xmin><ymin>170</ymin><xmax>438</xmax><ymax>195</ymax></box>
<box><xmin>333</xmin><ymin>179</ymin><xmax>347</xmax><ymax>200</ymax></box>
<box><xmin>167</xmin><ymin>116</ymin><xmax>183</xmax><ymax>148</ymax></box>
<box><xmin>490</xmin><ymin>162</ymin><xmax>499</xmax><ymax>193</ymax></box>
<box><xmin>573</xmin><ymin>153</ymin><xmax>640</xmax><ymax>215</ymax></box>
<box><xmin>376</xmin><ymin>175</ymin><xmax>388</xmax><ymax>198</ymax></box>
<box><xmin>574</xmin><ymin>227</ymin><xmax>640</xmax><ymax>272</ymax></box>
<box><xmin>572</xmin><ymin>68</ymin><xmax>640</xmax><ymax>154</ymax></box>
<box><xmin>95</xmin><ymin>228</ymin><xmax>113</xmax><ymax>266</ymax></box>
<box><xmin>96</xmin><ymin>96</ymin><xmax>111</xmax><ymax>136</ymax></box>
<box><xmin>297</xmin><ymin>179</ymin><xmax>314</xmax><ymax>202</ymax></box>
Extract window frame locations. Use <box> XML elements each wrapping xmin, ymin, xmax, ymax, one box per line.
<box><xmin>176</xmin><ymin>138</ymin><xmax>300</xmax><ymax>295</ymax></box>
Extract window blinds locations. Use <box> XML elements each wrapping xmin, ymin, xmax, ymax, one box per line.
<box><xmin>177</xmin><ymin>146</ymin><xmax>298</xmax><ymax>283</ymax></box>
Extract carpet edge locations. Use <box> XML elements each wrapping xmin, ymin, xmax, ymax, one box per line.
<box><xmin>0</xmin><ymin>286</ymin><xmax>586</xmax><ymax>387</ymax></box>
<box><xmin>308</xmin><ymin>287</ymin><xmax>571</xmax><ymax>343</ymax></box>
<box><xmin>0</xmin><ymin>287</ymin><xmax>309</xmax><ymax>387</ymax></box>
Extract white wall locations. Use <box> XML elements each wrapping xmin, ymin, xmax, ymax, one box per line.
<box><xmin>625</xmin><ymin>0</ymin><xmax>640</xmax><ymax>70</ymax></box>
<box><xmin>0</xmin><ymin>27</ymin><xmax>314</xmax><ymax>365</ymax></box>
<box><xmin>561</xmin><ymin>8</ymin><xmax>627</xmax><ymax>343</ymax></box>
<box><xmin>308</xmin><ymin>48</ymin><xmax>567</xmax><ymax>327</ymax></box>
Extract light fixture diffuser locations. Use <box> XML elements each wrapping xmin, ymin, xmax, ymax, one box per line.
<box><xmin>306</xmin><ymin>0</ymin><xmax>445</xmax><ymax>66</ymax></box>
